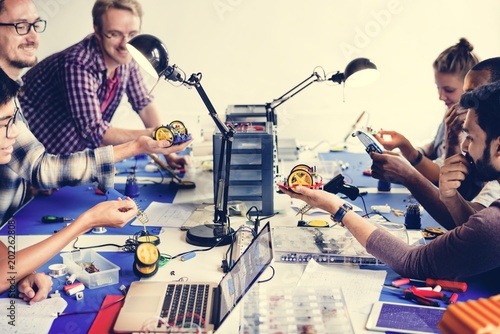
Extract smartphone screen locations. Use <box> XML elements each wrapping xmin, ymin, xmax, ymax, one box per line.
<box><xmin>366</xmin><ymin>302</ymin><xmax>446</xmax><ymax>334</ymax></box>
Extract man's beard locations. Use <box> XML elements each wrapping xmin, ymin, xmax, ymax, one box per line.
<box><xmin>10</xmin><ymin>57</ymin><xmax>37</xmax><ymax>69</ymax></box>
<box><xmin>474</xmin><ymin>147</ymin><xmax>500</xmax><ymax>182</ymax></box>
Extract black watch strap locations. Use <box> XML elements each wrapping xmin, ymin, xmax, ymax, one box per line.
<box><xmin>331</xmin><ymin>203</ymin><xmax>353</xmax><ymax>227</ymax></box>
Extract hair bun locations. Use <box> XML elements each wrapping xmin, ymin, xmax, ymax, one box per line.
<box><xmin>458</xmin><ymin>37</ymin><xmax>474</xmax><ymax>52</ymax></box>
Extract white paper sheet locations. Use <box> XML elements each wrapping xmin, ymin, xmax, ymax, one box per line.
<box><xmin>0</xmin><ymin>297</ymin><xmax>67</xmax><ymax>334</ymax></box>
<box><xmin>131</xmin><ymin>201</ymin><xmax>198</xmax><ymax>227</ymax></box>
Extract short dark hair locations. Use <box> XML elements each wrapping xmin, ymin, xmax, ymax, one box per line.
<box><xmin>0</xmin><ymin>67</ymin><xmax>20</xmax><ymax>106</ymax></box>
<box><xmin>460</xmin><ymin>81</ymin><xmax>500</xmax><ymax>143</ymax></box>
<box><xmin>0</xmin><ymin>0</ymin><xmax>5</xmax><ymax>14</ymax></box>
<box><xmin>471</xmin><ymin>57</ymin><xmax>500</xmax><ymax>82</ymax></box>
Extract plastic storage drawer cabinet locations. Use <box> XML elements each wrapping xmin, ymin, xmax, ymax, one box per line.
<box><xmin>213</xmin><ymin>125</ymin><xmax>274</xmax><ymax>216</ymax></box>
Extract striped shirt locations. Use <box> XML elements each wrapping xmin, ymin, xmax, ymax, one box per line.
<box><xmin>0</xmin><ymin>101</ymin><xmax>115</xmax><ymax>224</ymax></box>
<box><xmin>19</xmin><ymin>34</ymin><xmax>152</xmax><ymax>154</ymax></box>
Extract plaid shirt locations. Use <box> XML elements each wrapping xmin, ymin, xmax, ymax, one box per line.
<box><xmin>0</xmin><ymin>102</ymin><xmax>115</xmax><ymax>224</ymax></box>
<box><xmin>19</xmin><ymin>34</ymin><xmax>152</xmax><ymax>154</ymax></box>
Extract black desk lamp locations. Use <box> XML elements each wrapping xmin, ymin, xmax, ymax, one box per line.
<box><xmin>127</xmin><ymin>34</ymin><xmax>234</xmax><ymax>247</ymax></box>
<box><xmin>265</xmin><ymin>58</ymin><xmax>379</xmax><ymax>123</ymax></box>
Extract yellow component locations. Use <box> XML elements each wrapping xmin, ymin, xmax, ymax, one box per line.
<box><xmin>287</xmin><ymin>169</ymin><xmax>313</xmax><ymax>188</ymax></box>
<box><xmin>169</xmin><ymin>120</ymin><xmax>187</xmax><ymax>135</ymax></box>
<box><xmin>137</xmin><ymin>234</ymin><xmax>160</xmax><ymax>245</ymax></box>
<box><xmin>291</xmin><ymin>164</ymin><xmax>312</xmax><ymax>173</ymax></box>
<box><xmin>425</xmin><ymin>227</ymin><xmax>446</xmax><ymax>235</ymax></box>
<box><xmin>306</xmin><ymin>220</ymin><xmax>329</xmax><ymax>227</ymax></box>
<box><xmin>136</xmin><ymin>242</ymin><xmax>159</xmax><ymax>266</ymax></box>
<box><xmin>391</xmin><ymin>208</ymin><xmax>405</xmax><ymax>217</ymax></box>
<box><xmin>153</xmin><ymin>126</ymin><xmax>174</xmax><ymax>145</ymax></box>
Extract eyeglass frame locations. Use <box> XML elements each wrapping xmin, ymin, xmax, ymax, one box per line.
<box><xmin>0</xmin><ymin>19</ymin><xmax>47</xmax><ymax>36</ymax></box>
<box><xmin>1</xmin><ymin>100</ymin><xmax>20</xmax><ymax>139</ymax></box>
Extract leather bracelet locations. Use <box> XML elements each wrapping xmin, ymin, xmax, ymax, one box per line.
<box><xmin>411</xmin><ymin>150</ymin><xmax>423</xmax><ymax>166</ymax></box>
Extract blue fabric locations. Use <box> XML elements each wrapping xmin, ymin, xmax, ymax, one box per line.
<box><xmin>0</xmin><ymin>182</ymin><xmax>177</xmax><ymax>236</ymax></box>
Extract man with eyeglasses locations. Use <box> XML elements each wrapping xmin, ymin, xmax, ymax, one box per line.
<box><xmin>0</xmin><ymin>0</ymin><xmax>191</xmax><ymax>224</ymax></box>
<box><xmin>18</xmin><ymin>0</ymin><xmax>188</xmax><ymax>170</ymax></box>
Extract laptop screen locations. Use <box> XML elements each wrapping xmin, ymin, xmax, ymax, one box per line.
<box><xmin>218</xmin><ymin>222</ymin><xmax>273</xmax><ymax>324</ymax></box>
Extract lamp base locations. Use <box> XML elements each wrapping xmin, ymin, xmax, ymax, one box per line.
<box><xmin>186</xmin><ymin>224</ymin><xmax>234</xmax><ymax>247</ymax></box>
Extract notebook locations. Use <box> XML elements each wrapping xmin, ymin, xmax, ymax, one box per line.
<box><xmin>113</xmin><ymin>222</ymin><xmax>273</xmax><ymax>333</ymax></box>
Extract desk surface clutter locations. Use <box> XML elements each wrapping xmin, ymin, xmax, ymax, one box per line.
<box><xmin>1</xmin><ymin>152</ymin><xmax>498</xmax><ymax>333</ymax></box>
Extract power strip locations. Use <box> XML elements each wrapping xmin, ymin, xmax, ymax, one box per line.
<box><xmin>231</xmin><ymin>229</ymin><xmax>255</xmax><ymax>264</ymax></box>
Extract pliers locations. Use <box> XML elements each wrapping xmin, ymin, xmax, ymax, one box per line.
<box><xmin>383</xmin><ymin>285</ymin><xmax>452</xmax><ymax>307</ymax></box>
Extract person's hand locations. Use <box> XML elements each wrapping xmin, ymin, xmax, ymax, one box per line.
<box><xmin>135</xmin><ymin>136</ymin><xmax>193</xmax><ymax>157</ymax></box>
<box><xmin>277</xmin><ymin>185</ymin><xmax>341</xmax><ymax>214</ymax></box>
<box><xmin>439</xmin><ymin>154</ymin><xmax>469</xmax><ymax>199</ymax></box>
<box><xmin>370</xmin><ymin>151</ymin><xmax>414</xmax><ymax>185</ymax></box>
<box><xmin>165</xmin><ymin>153</ymin><xmax>189</xmax><ymax>169</ymax></box>
<box><xmin>445</xmin><ymin>103</ymin><xmax>467</xmax><ymax>155</ymax></box>
<box><xmin>373</xmin><ymin>130</ymin><xmax>411</xmax><ymax>151</ymax></box>
<box><xmin>17</xmin><ymin>273</ymin><xmax>53</xmax><ymax>305</ymax></box>
<box><xmin>78</xmin><ymin>198</ymin><xmax>139</xmax><ymax>230</ymax></box>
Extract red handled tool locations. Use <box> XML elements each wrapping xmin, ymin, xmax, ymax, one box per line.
<box><xmin>391</xmin><ymin>277</ymin><xmax>467</xmax><ymax>292</ymax></box>
<box><xmin>384</xmin><ymin>285</ymin><xmax>446</xmax><ymax>300</ymax></box>
<box><xmin>403</xmin><ymin>290</ymin><xmax>440</xmax><ymax>307</ymax></box>
<box><xmin>383</xmin><ymin>285</ymin><xmax>446</xmax><ymax>307</ymax></box>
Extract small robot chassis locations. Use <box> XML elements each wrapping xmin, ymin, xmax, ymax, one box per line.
<box><xmin>152</xmin><ymin>120</ymin><xmax>192</xmax><ymax>147</ymax></box>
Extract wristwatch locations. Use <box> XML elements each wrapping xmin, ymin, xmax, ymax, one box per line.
<box><xmin>411</xmin><ymin>150</ymin><xmax>424</xmax><ymax>166</ymax></box>
<box><xmin>331</xmin><ymin>202</ymin><xmax>353</xmax><ymax>227</ymax></box>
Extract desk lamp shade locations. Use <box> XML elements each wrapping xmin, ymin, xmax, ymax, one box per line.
<box><xmin>328</xmin><ymin>57</ymin><xmax>379</xmax><ymax>87</ymax></box>
<box><xmin>343</xmin><ymin>57</ymin><xmax>379</xmax><ymax>87</ymax></box>
<box><xmin>127</xmin><ymin>34</ymin><xmax>169</xmax><ymax>79</ymax></box>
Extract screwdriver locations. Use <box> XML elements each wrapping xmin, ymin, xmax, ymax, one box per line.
<box><xmin>391</xmin><ymin>277</ymin><xmax>467</xmax><ymax>292</ymax></box>
<box><xmin>383</xmin><ymin>285</ymin><xmax>446</xmax><ymax>300</ymax></box>
<box><xmin>42</xmin><ymin>215</ymin><xmax>73</xmax><ymax>223</ymax></box>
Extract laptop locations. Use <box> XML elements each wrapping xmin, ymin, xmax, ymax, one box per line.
<box><xmin>114</xmin><ymin>222</ymin><xmax>273</xmax><ymax>333</ymax></box>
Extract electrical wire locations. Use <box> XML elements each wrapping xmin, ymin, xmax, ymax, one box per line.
<box><xmin>72</xmin><ymin>230</ymin><xmax>161</xmax><ymax>252</ymax></box>
<box><xmin>57</xmin><ymin>295</ymin><xmax>125</xmax><ymax>317</ymax></box>
<box><xmin>170</xmin><ymin>232</ymin><xmax>234</xmax><ymax>260</ymax></box>
<box><xmin>258</xmin><ymin>265</ymin><xmax>275</xmax><ymax>283</ymax></box>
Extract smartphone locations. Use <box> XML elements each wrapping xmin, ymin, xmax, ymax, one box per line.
<box><xmin>366</xmin><ymin>301</ymin><xmax>446</xmax><ymax>334</ymax></box>
<box><xmin>354</xmin><ymin>130</ymin><xmax>383</xmax><ymax>154</ymax></box>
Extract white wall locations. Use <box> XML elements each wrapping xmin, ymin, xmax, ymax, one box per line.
<box><xmin>33</xmin><ymin>0</ymin><xmax>500</xmax><ymax>149</ymax></box>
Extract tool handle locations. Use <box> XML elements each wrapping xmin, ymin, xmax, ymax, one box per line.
<box><xmin>404</xmin><ymin>291</ymin><xmax>440</xmax><ymax>307</ymax></box>
<box><xmin>409</xmin><ymin>286</ymin><xmax>444</xmax><ymax>299</ymax></box>
<box><xmin>446</xmin><ymin>293</ymin><xmax>459</xmax><ymax>304</ymax></box>
<box><xmin>426</xmin><ymin>279</ymin><xmax>467</xmax><ymax>292</ymax></box>
<box><xmin>42</xmin><ymin>215</ymin><xmax>64</xmax><ymax>223</ymax></box>
<box><xmin>392</xmin><ymin>278</ymin><xmax>410</xmax><ymax>287</ymax></box>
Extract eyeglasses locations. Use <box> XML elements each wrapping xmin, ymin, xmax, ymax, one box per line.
<box><xmin>0</xmin><ymin>20</ymin><xmax>47</xmax><ymax>36</ymax></box>
<box><xmin>1</xmin><ymin>101</ymin><xmax>19</xmax><ymax>139</ymax></box>
<box><xmin>101</xmin><ymin>31</ymin><xmax>138</xmax><ymax>42</ymax></box>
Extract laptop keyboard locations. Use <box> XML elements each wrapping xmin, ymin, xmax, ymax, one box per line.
<box><xmin>161</xmin><ymin>283</ymin><xmax>210</xmax><ymax>329</ymax></box>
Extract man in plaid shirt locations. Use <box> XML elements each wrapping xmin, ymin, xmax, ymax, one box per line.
<box><xmin>19</xmin><ymin>0</ymin><xmax>187</xmax><ymax>169</ymax></box>
<box><xmin>0</xmin><ymin>0</ymin><xmax>192</xmax><ymax>224</ymax></box>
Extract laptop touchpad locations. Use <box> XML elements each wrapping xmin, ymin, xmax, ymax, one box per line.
<box><xmin>122</xmin><ymin>296</ymin><xmax>162</xmax><ymax>313</ymax></box>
